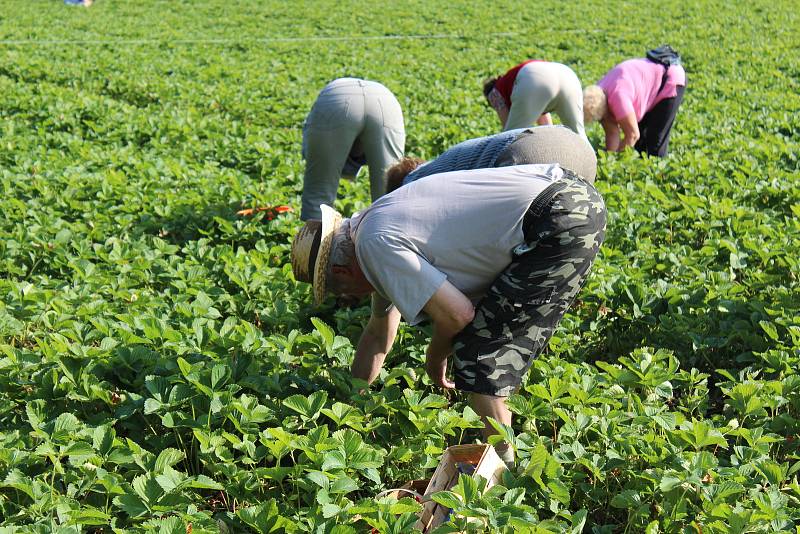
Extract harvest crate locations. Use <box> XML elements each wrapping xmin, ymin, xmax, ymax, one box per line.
<box><xmin>416</xmin><ymin>444</ymin><xmax>506</xmax><ymax>532</ymax></box>
<box><xmin>378</xmin><ymin>478</ymin><xmax>429</xmax><ymax>501</ymax></box>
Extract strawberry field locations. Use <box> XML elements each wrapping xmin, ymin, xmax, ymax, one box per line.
<box><xmin>1</xmin><ymin>1</ymin><xmax>800</xmax><ymax>532</ymax></box>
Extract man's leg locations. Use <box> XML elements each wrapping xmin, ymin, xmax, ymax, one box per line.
<box><xmin>453</xmin><ymin>175</ymin><xmax>607</xmax><ymax>457</ymax></box>
<box><xmin>300</xmin><ymin>88</ymin><xmax>364</xmax><ymax>220</ymax></box>
<box><xmin>470</xmin><ymin>392</ymin><xmax>514</xmax><ymax>465</ymax></box>
<box><xmin>469</xmin><ymin>392</ymin><xmax>512</xmax><ymax>439</ymax></box>
<box><xmin>361</xmin><ymin>90</ymin><xmax>405</xmax><ymax>200</ymax></box>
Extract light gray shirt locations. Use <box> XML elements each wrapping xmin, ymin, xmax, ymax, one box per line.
<box><xmin>350</xmin><ymin>164</ymin><xmax>563</xmax><ymax>324</ymax></box>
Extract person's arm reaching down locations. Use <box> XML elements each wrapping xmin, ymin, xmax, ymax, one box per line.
<box><xmin>601</xmin><ymin>116</ymin><xmax>622</xmax><ymax>152</ymax></box>
<box><xmin>422</xmin><ymin>280</ymin><xmax>475</xmax><ymax>389</ymax></box>
<box><xmin>617</xmin><ymin>112</ymin><xmax>640</xmax><ymax>150</ymax></box>
<box><xmin>497</xmin><ymin>106</ymin><xmax>510</xmax><ymax>129</ymax></box>
<box><xmin>488</xmin><ymin>88</ymin><xmax>510</xmax><ymax>129</ymax></box>
<box><xmin>351</xmin><ymin>298</ymin><xmax>402</xmax><ymax>384</ymax></box>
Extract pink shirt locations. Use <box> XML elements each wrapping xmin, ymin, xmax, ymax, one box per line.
<box><xmin>598</xmin><ymin>58</ymin><xmax>686</xmax><ymax>122</ymax></box>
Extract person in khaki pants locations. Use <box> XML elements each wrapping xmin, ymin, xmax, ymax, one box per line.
<box><xmin>483</xmin><ymin>61</ymin><xmax>586</xmax><ymax>139</ymax></box>
<box><xmin>301</xmin><ymin>78</ymin><xmax>405</xmax><ymax>221</ymax></box>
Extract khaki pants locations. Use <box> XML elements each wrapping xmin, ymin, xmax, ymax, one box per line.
<box><xmin>505</xmin><ymin>62</ymin><xmax>586</xmax><ymax>140</ymax></box>
<box><xmin>301</xmin><ymin>78</ymin><xmax>405</xmax><ymax>220</ymax></box>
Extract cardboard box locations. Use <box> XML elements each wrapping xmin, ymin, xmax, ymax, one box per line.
<box><xmin>377</xmin><ymin>478</ymin><xmax>429</xmax><ymax>501</ymax></box>
<box><xmin>416</xmin><ymin>444</ymin><xmax>507</xmax><ymax>532</ymax></box>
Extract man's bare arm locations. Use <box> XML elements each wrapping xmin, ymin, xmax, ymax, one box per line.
<box><xmin>422</xmin><ymin>281</ymin><xmax>475</xmax><ymax>389</ymax></box>
<box><xmin>351</xmin><ymin>298</ymin><xmax>401</xmax><ymax>384</ymax></box>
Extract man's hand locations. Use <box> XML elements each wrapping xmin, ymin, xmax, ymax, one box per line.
<box><xmin>426</xmin><ymin>351</ymin><xmax>455</xmax><ymax>389</ymax></box>
<box><xmin>423</xmin><ymin>281</ymin><xmax>475</xmax><ymax>390</ymax></box>
<box><xmin>352</xmin><ymin>298</ymin><xmax>401</xmax><ymax>384</ymax></box>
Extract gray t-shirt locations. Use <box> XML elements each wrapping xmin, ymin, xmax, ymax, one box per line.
<box><xmin>350</xmin><ymin>164</ymin><xmax>563</xmax><ymax>324</ymax></box>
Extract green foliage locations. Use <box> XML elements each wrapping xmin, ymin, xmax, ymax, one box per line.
<box><xmin>1</xmin><ymin>0</ymin><xmax>800</xmax><ymax>531</ymax></box>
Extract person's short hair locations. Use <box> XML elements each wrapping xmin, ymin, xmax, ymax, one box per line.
<box><xmin>385</xmin><ymin>157</ymin><xmax>426</xmax><ymax>193</ymax></box>
<box><xmin>482</xmin><ymin>77</ymin><xmax>498</xmax><ymax>101</ymax></box>
<box><xmin>583</xmin><ymin>85</ymin><xmax>607</xmax><ymax>123</ymax></box>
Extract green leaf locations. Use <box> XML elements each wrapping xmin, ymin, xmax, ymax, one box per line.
<box><xmin>53</xmin><ymin>412</ymin><xmax>82</xmax><ymax>438</ymax></box>
<box><xmin>430</xmin><ymin>490</ymin><xmax>462</xmax><ymax>509</ymax></box>
<box><xmin>284</xmin><ymin>390</ymin><xmax>327</xmax><ymax>419</ymax></box>
<box><xmin>68</xmin><ymin>506</ymin><xmax>112</xmax><ymax>526</ymax></box>
<box><xmin>547</xmin><ymin>479</ymin><xmax>570</xmax><ymax>505</ymax></box>
<box><xmin>114</xmin><ymin>493</ymin><xmax>149</xmax><ymax>517</ymax></box>
<box><xmin>389</xmin><ymin>498</ymin><xmax>423</xmax><ymax>515</ymax></box>
<box><xmin>329</xmin><ymin>475</ymin><xmax>359</xmax><ymax>494</ymax></box>
<box><xmin>236</xmin><ymin>500</ymin><xmax>292</xmax><ymax>533</ymax></box>
<box><xmin>154</xmin><ymin>516</ymin><xmax>186</xmax><ymax>534</ymax></box>
<box><xmin>759</xmin><ymin>320</ymin><xmax>779</xmax><ymax>341</ymax></box>
<box><xmin>322</xmin><ymin>451</ymin><xmax>346</xmax><ymax>471</ymax></box>
<box><xmin>569</xmin><ymin>509</ymin><xmax>588</xmax><ymax>534</ymax></box>
<box><xmin>610</xmin><ymin>489</ymin><xmax>641</xmax><ymax>508</ymax></box>
<box><xmin>2</xmin><ymin>469</ymin><xmax>34</xmax><ymax>498</ymax></box>
<box><xmin>93</xmin><ymin>425</ymin><xmax>116</xmax><ymax>456</ymax></box>
<box><xmin>455</xmin><ymin>473</ymin><xmax>479</xmax><ymax>503</ymax></box>
<box><xmin>132</xmin><ymin>474</ymin><xmax>163</xmax><ymax>504</ymax></box>
<box><xmin>143</xmin><ymin>398</ymin><xmax>162</xmax><ymax>414</ymax></box>
<box><xmin>523</xmin><ymin>443</ymin><xmax>550</xmax><ymax>487</ymax></box>
<box><xmin>659</xmin><ymin>476</ymin><xmax>683</xmax><ymax>492</ymax></box>
<box><xmin>311</xmin><ymin>317</ymin><xmax>335</xmax><ymax>352</ymax></box>
<box><xmin>64</xmin><ymin>441</ymin><xmax>95</xmax><ymax>462</ymax></box>
<box><xmin>651</xmin><ymin>411</ymin><xmax>676</xmax><ymax>431</ymax></box>
<box><xmin>25</xmin><ymin>399</ymin><xmax>47</xmax><ymax>436</ymax></box>
<box><xmin>754</xmin><ymin>460</ymin><xmax>785</xmax><ymax>486</ymax></box>
<box><xmin>188</xmin><ymin>474</ymin><xmax>225</xmax><ymax>490</ymax></box>
<box><xmin>154</xmin><ymin>448</ymin><xmax>185</xmax><ymax>473</ymax></box>
<box><xmin>321</xmin><ymin>502</ymin><xmax>341</xmax><ymax>518</ymax></box>
<box><xmin>176</xmin><ymin>357</ymin><xmax>193</xmax><ymax>378</ymax></box>
<box><xmin>211</xmin><ymin>363</ymin><xmax>229</xmax><ymax>389</ymax></box>
<box><xmin>330</xmin><ymin>526</ymin><xmax>357</xmax><ymax>534</ymax></box>
<box><xmin>155</xmin><ymin>469</ymin><xmax>186</xmax><ymax>493</ymax></box>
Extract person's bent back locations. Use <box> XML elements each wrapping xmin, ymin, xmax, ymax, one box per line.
<box><xmin>385</xmin><ymin>125</ymin><xmax>597</xmax><ymax>194</ymax></box>
<box><xmin>583</xmin><ymin>58</ymin><xmax>686</xmax><ymax>156</ymax></box>
<box><xmin>484</xmin><ymin>61</ymin><xmax>586</xmax><ymax>138</ymax></box>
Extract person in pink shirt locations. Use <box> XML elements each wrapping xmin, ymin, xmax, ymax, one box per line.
<box><xmin>583</xmin><ymin>58</ymin><xmax>686</xmax><ymax>156</ymax></box>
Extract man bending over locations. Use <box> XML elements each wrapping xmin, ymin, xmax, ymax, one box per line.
<box><xmin>291</xmin><ymin>157</ymin><xmax>605</xmax><ymax>465</ymax></box>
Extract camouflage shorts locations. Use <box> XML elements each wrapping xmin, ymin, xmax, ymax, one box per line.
<box><xmin>452</xmin><ymin>171</ymin><xmax>606</xmax><ymax>397</ymax></box>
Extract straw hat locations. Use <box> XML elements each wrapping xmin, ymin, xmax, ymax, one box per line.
<box><xmin>495</xmin><ymin>125</ymin><xmax>598</xmax><ymax>183</ymax></box>
<box><xmin>291</xmin><ymin>204</ymin><xmax>342</xmax><ymax>304</ymax></box>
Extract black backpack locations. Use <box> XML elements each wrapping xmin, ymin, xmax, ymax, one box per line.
<box><xmin>646</xmin><ymin>45</ymin><xmax>681</xmax><ymax>92</ymax></box>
